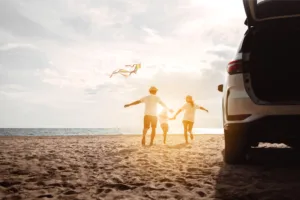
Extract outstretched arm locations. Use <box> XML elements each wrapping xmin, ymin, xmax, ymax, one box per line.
<box><xmin>158</xmin><ymin>99</ymin><xmax>173</xmax><ymax>113</ymax></box>
<box><xmin>124</xmin><ymin>100</ymin><xmax>142</xmax><ymax>108</ymax></box>
<box><xmin>172</xmin><ymin>109</ymin><xmax>182</xmax><ymax>119</ymax></box>
<box><xmin>198</xmin><ymin>106</ymin><xmax>209</xmax><ymax>113</ymax></box>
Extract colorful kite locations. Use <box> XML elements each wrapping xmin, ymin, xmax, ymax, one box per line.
<box><xmin>110</xmin><ymin>63</ymin><xmax>141</xmax><ymax>78</ymax></box>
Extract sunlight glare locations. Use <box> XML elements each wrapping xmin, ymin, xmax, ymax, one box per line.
<box><xmin>157</xmin><ymin>106</ymin><xmax>163</xmax><ymax>115</ymax></box>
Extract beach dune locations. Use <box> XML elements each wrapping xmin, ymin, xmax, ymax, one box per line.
<box><xmin>1</xmin><ymin>134</ymin><xmax>300</xmax><ymax>200</ymax></box>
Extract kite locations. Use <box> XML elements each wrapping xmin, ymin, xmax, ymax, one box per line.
<box><xmin>110</xmin><ymin>63</ymin><xmax>141</xmax><ymax>78</ymax></box>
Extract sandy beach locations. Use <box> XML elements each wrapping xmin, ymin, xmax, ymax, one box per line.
<box><xmin>1</xmin><ymin>134</ymin><xmax>300</xmax><ymax>200</ymax></box>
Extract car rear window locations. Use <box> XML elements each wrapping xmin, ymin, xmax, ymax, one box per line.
<box><xmin>250</xmin><ymin>28</ymin><xmax>300</xmax><ymax>69</ymax></box>
<box><xmin>257</xmin><ymin>0</ymin><xmax>300</xmax><ymax>19</ymax></box>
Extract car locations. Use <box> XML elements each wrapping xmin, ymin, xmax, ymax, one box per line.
<box><xmin>218</xmin><ymin>0</ymin><xmax>300</xmax><ymax>164</ymax></box>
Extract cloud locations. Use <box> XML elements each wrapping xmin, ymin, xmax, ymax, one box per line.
<box><xmin>0</xmin><ymin>43</ymin><xmax>37</xmax><ymax>51</ymax></box>
<box><xmin>60</xmin><ymin>16</ymin><xmax>92</xmax><ymax>34</ymax></box>
<box><xmin>0</xmin><ymin>44</ymin><xmax>52</xmax><ymax>89</ymax></box>
<box><xmin>206</xmin><ymin>45</ymin><xmax>236</xmax><ymax>60</ymax></box>
<box><xmin>0</xmin><ymin>0</ymin><xmax>61</xmax><ymax>40</ymax></box>
<box><xmin>143</xmin><ymin>27</ymin><xmax>164</xmax><ymax>44</ymax></box>
<box><xmin>0</xmin><ymin>44</ymin><xmax>50</xmax><ymax>70</ymax></box>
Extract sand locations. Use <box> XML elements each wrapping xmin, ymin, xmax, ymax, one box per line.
<box><xmin>1</xmin><ymin>134</ymin><xmax>300</xmax><ymax>200</ymax></box>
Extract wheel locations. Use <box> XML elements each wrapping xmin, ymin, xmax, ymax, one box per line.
<box><xmin>224</xmin><ymin>128</ymin><xmax>249</xmax><ymax>164</ymax></box>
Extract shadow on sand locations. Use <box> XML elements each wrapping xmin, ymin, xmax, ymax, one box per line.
<box><xmin>214</xmin><ymin>147</ymin><xmax>300</xmax><ymax>200</ymax></box>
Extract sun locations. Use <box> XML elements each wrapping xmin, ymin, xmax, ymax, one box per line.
<box><xmin>157</xmin><ymin>106</ymin><xmax>163</xmax><ymax>114</ymax></box>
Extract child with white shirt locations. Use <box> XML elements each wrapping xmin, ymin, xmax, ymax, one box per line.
<box><xmin>158</xmin><ymin>108</ymin><xmax>174</xmax><ymax>144</ymax></box>
<box><xmin>172</xmin><ymin>95</ymin><xmax>208</xmax><ymax>144</ymax></box>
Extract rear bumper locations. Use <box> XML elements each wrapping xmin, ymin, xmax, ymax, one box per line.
<box><xmin>225</xmin><ymin>115</ymin><xmax>300</xmax><ymax>143</ymax></box>
<box><xmin>226</xmin><ymin>86</ymin><xmax>300</xmax><ymax>123</ymax></box>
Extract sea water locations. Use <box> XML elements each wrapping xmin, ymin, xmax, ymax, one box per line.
<box><xmin>0</xmin><ymin>128</ymin><xmax>223</xmax><ymax>136</ymax></box>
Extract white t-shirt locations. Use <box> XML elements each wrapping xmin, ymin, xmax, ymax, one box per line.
<box><xmin>140</xmin><ymin>95</ymin><xmax>166</xmax><ymax>117</ymax></box>
<box><xmin>159</xmin><ymin>109</ymin><xmax>168</xmax><ymax>124</ymax></box>
<box><xmin>181</xmin><ymin>103</ymin><xmax>201</xmax><ymax>122</ymax></box>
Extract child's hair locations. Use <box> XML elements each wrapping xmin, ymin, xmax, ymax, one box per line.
<box><xmin>190</xmin><ymin>99</ymin><xmax>194</xmax><ymax>107</ymax></box>
<box><xmin>187</xmin><ymin>95</ymin><xmax>194</xmax><ymax>107</ymax></box>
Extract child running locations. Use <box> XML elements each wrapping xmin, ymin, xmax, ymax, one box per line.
<box><xmin>172</xmin><ymin>95</ymin><xmax>209</xmax><ymax>144</ymax></box>
<box><xmin>158</xmin><ymin>108</ymin><xmax>173</xmax><ymax>144</ymax></box>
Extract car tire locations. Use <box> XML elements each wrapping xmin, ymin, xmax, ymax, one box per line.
<box><xmin>224</xmin><ymin>128</ymin><xmax>249</xmax><ymax>164</ymax></box>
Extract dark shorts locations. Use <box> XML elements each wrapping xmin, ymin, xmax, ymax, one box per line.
<box><xmin>144</xmin><ymin>115</ymin><xmax>157</xmax><ymax>129</ymax></box>
<box><xmin>160</xmin><ymin>123</ymin><xmax>169</xmax><ymax>133</ymax></box>
<box><xmin>182</xmin><ymin>120</ymin><xmax>194</xmax><ymax>132</ymax></box>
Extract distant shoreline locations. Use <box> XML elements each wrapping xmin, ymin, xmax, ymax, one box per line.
<box><xmin>0</xmin><ymin>133</ymin><xmax>223</xmax><ymax>138</ymax></box>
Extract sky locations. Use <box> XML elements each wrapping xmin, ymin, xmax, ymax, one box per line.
<box><xmin>0</xmin><ymin>0</ymin><xmax>247</xmax><ymax>130</ymax></box>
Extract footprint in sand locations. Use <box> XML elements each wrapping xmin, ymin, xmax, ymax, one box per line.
<box><xmin>97</xmin><ymin>188</ymin><xmax>113</xmax><ymax>194</ymax></box>
<box><xmin>37</xmin><ymin>194</ymin><xmax>54</xmax><ymax>198</ymax></box>
<box><xmin>174</xmin><ymin>195</ymin><xmax>184</xmax><ymax>199</ymax></box>
<box><xmin>25</xmin><ymin>177</ymin><xmax>38</xmax><ymax>183</ymax></box>
<box><xmin>102</xmin><ymin>183</ymin><xmax>134</xmax><ymax>191</ymax></box>
<box><xmin>104</xmin><ymin>188</ymin><xmax>113</xmax><ymax>193</ymax></box>
<box><xmin>130</xmin><ymin>182</ymin><xmax>145</xmax><ymax>187</ymax></box>
<box><xmin>164</xmin><ymin>182</ymin><xmax>175</xmax><ymax>188</ymax></box>
<box><xmin>8</xmin><ymin>186</ymin><xmax>19</xmax><ymax>193</ymax></box>
<box><xmin>64</xmin><ymin>190</ymin><xmax>78</xmax><ymax>195</ymax></box>
<box><xmin>69</xmin><ymin>164</ymin><xmax>80</xmax><ymax>170</ymax></box>
<box><xmin>196</xmin><ymin>190</ymin><xmax>207</xmax><ymax>197</ymax></box>
<box><xmin>118</xmin><ymin>149</ymin><xmax>137</xmax><ymax>155</ymax></box>
<box><xmin>11</xmin><ymin>169</ymin><xmax>29</xmax><ymax>175</ymax></box>
<box><xmin>24</xmin><ymin>155</ymin><xmax>38</xmax><ymax>160</ymax></box>
<box><xmin>186</xmin><ymin>167</ymin><xmax>198</xmax><ymax>173</ymax></box>
<box><xmin>136</xmin><ymin>158</ymin><xmax>148</xmax><ymax>163</ymax></box>
<box><xmin>158</xmin><ymin>195</ymin><xmax>172</xmax><ymax>199</ymax></box>
<box><xmin>142</xmin><ymin>186</ymin><xmax>166</xmax><ymax>191</ymax></box>
<box><xmin>185</xmin><ymin>175</ymin><xmax>195</xmax><ymax>179</ymax></box>
<box><xmin>160</xmin><ymin>178</ymin><xmax>172</xmax><ymax>182</ymax></box>
<box><xmin>111</xmin><ymin>175</ymin><xmax>124</xmax><ymax>183</ymax></box>
<box><xmin>5</xmin><ymin>195</ymin><xmax>22</xmax><ymax>200</ymax></box>
<box><xmin>175</xmin><ymin>177</ymin><xmax>186</xmax><ymax>184</ymax></box>
<box><xmin>0</xmin><ymin>161</ymin><xmax>11</xmax><ymax>165</ymax></box>
<box><xmin>0</xmin><ymin>181</ymin><xmax>21</xmax><ymax>188</ymax></box>
<box><xmin>36</xmin><ymin>181</ymin><xmax>46</xmax><ymax>186</ymax></box>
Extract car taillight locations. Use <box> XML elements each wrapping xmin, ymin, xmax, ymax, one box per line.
<box><xmin>227</xmin><ymin>60</ymin><xmax>243</xmax><ymax>75</ymax></box>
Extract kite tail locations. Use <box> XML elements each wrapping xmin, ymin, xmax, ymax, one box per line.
<box><xmin>110</xmin><ymin>63</ymin><xmax>141</xmax><ymax>78</ymax></box>
<box><xmin>110</xmin><ymin>70</ymin><xmax>118</xmax><ymax>78</ymax></box>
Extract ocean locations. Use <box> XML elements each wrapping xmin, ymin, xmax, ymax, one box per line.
<box><xmin>0</xmin><ymin>128</ymin><xmax>223</xmax><ymax>136</ymax></box>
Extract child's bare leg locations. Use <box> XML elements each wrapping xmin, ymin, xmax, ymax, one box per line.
<box><xmin>184</xmin><ymin>129</ymin><xmax>188</xmax><ymax>144</ymax></box>
<box><xmin>189</xmin><ymin>130</ymin><xmax>194</xmax><ymax>140</ymax></box>
<box><xmin>163</xmin><ymin>131</ymin><xmax>167</xmax><ymax>144</ymax></box>
<box><xmin>183</xmin><ymin>121</ymin><xmax>188</xmax><ymax>144</ymax></box>
<box><xmin>189</xmin><ymin>122</ymin><xmax>194</xmax><ymax>140</ymax></box>
<box><xmin>184</xmin><ymin>126</ymin><xmax>188</xmax><ymax>144</ymax></box>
